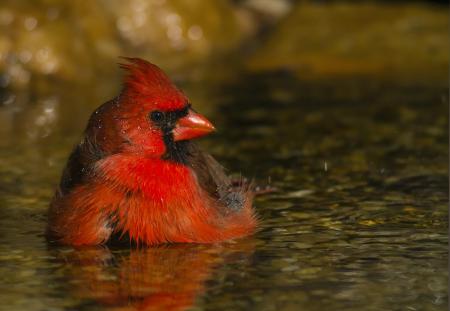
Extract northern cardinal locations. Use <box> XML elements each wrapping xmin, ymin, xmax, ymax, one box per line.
<box><xmin>47</xmin><ymin>58</ymin><xmax>257</xmax><ymax>246</ymax></box>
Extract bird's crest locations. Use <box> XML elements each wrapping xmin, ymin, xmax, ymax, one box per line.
<box><xmin>119</xmin><ymin>57</ymin><xmax>187</xmax><ymax>107</ymax></box>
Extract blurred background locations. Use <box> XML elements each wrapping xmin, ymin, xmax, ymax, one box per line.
<box><xmin>0</xmin><ymin>1</ymin><xmax>448</xmax><ymax>311</ymax></box>
<box><xmin>0</xmin><ymin>0</ymin><xmax>447</xmax><ymax>142</ymax></box>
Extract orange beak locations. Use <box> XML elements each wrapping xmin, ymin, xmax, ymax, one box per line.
<box><xmin>173</xmin><ymin>109</ymin><xmax>215</xmax><ymax>141</ymax></box>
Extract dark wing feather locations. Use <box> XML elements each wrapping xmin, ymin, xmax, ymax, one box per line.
<box><xmin>56</xmin><ymin>99</ymin><xmax>116</xmax><ymax>197</ymax></box>
<box><xmin>185</xmin><ymin>143</ymin><xmax>249</xmax><ymax>212</ymax></box>
<box><xmin>185</xmin><ymin>143</ymin><xmax>231</xmax><ymax>196</ymax></box>
<box><xmin>57</xmin><ymin>135</ymin><xmax>104</xmax><ymax>196</ymax></box>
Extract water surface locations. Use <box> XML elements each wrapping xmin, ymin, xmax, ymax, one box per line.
<box><xmin>0</xmin><ymin>72</ymin><xmax>447</xmax><ymax>311</ymax></box>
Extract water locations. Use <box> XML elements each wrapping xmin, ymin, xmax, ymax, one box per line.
<box><xmin>0</xmin><ymin>72</ymin><xmax>447</xmax><ymax>310</ymax></box>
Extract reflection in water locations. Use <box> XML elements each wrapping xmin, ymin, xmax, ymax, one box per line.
<box><xmin>53</xmin><ymin>242</ymin><xmax>255</xmax><ymax>311</ymax></box>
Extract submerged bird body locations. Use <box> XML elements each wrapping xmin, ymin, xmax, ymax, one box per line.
<box><xmin>47</xmin><ymin>58</ymin><xmax>256</xmax><ymax>246</ymax></box>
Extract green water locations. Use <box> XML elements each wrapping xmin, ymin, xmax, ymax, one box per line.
<box><xmin>0</xmin><ymin>71</ymin><xmax>447</xmax><ymax>311</ymax></box>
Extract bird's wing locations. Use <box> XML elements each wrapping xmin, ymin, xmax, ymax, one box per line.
<box><xmin>185</xmin><ymin>143</ymin><xmax>251</xmax><ymax>212</ymax></box>
<box><xmin>57</xmin><ymin>133</ymin><xmax>104</xmax><ymax>197</ymax></box>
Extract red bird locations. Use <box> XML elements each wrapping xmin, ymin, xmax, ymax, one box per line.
<box><xmin>47</xmin><ymin>58</ymin><xmax>257</xmax><ymax>246</ymax></box>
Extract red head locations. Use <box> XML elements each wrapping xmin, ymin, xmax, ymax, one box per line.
<box><xmin>85</xmin><ymin>58</ymin><xmax>215</xmax><ymax>158</ymax></box>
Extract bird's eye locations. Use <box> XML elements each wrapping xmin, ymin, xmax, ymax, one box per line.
<box><xmin>150</xmin><ymin>111</ymin><xmax>164</xmax><ymax>122</ymax></box>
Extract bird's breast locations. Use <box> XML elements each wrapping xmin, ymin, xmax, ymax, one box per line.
<box><xmin>95</xmin><ymin>154</ymin><xmax>224</xmax><ymax>244</ymax></box>
<box><xmin>96</xmin><ymin>154</ymin><xmax>201</xmax><ymax>204</ymax></box>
